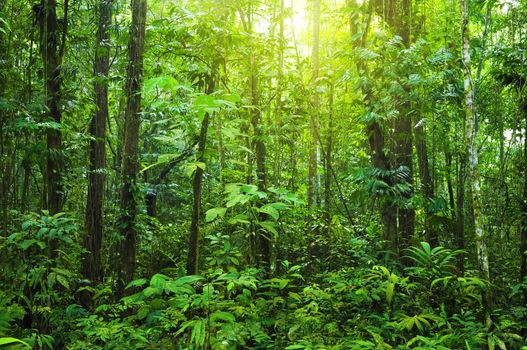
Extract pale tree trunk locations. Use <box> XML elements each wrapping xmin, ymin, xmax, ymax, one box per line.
<box><xmin>324</xmin><ymin>83</ymin><xmax>334</xmax><ymax>226</ymax></box>
<box><xmin>308</xmin><ymin>0</ymin><xmax>320</xmax><ymax>212</ymax></box>
<box><xmin>116</xmin><ymin>0</ymin><xmax>147</xmax><ymax>296</ymax></box>
<box><xmin>82</xmin><ymin>0</ymin><xmax>112</xmax><ymax>290</ymax></box>
<box><xmin>273</xmin><ymin>0</ymin><xmax>285</xmax><ymax>186</ymax></box>
<box><xmin>461</xmin><ymin>0</ymin><xmax>491</xmax><ymax>319</ymax></box>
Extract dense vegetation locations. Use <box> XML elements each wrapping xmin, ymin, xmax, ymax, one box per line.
<box><xmin>1</xmin><ymin>0</ymin><xmax>527</xmax><ymax>348</ymax></box>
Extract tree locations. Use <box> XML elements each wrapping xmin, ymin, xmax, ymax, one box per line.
<box><xmin>460</xmin><ymin>0</ymin><xmax>491</xmax><ymax>316</ymax></box>
<box><xmin>34</xmin><ymin>0</ymin><xmax>67</xmax><ymax>215</ymax></box>
<box><xmin>81</xmin><ymin>0</ymin><xmax>113</xmax><ymax>287</ymax></box>
<box><xmin>308</xmin><ymin>0</ymin><xmax>321</xmax><ymax>212</ymax></box>
<box><xmin>116</xmin><ymin>0</ymin><xmax>147</xmax><ymax>295</ymax></box>
<box><xmin>186</xmin><ymin>79</ymin><xmax>216</xmax><ymax>276</ymax></box>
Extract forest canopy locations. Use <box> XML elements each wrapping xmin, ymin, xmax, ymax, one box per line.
<box><xmin>1</xmin><ymin>0</ymin><xmax>527</xmax><ymax>349</ymax></box>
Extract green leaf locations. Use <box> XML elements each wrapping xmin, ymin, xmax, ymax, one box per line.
<box><xmin>175</xmin><ymin>275</ymin><xmax>204</xmax><ymax>285</ymax></box>
<box><xmin>126</xmin><ymin>278</ymin><xmax>148</xmax><ymax>289</ymax></box>
<box><xmin>19</xmin><ymin>239</ymin><xmax>38</xmax><ymax>251</ymax></box>
<box><xmin>259</xmin><ymin>204</ymin><xmax>279</xmax><ymax>220</ymax></box>
<box><xmin>205</xmin><ymin>207</ymin><xmax>227</xmax><ymax>222</ymax></box>
<box><xmin>0</xmin><ymin>337</ymin><xmax>31</xmax><ymax>348</ymax></box>
<box><xmin>137</xmin><ymin>306</ymin><xmax>150</xmax><ymax>320</ymax></box>
<box><xmin>258</xmin><ymin>221</ymin><xmax>278</xmax><ymax>237</ymax></box>
<box><xmin>210</xmin><ymin>311</ymin><xmax>236</xmax><ymax>323</ymax></box>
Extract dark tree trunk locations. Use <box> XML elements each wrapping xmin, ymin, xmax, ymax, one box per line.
<box><xmin>82</xmin><ymin>0</ymin><xmax>112</xmax><ymax>288</ymax></box>
<box><xmin>456</xmin><ymin>155</ymin><xmax>466</xmax><ymax>273</ymax></box>
<box><xmin>144</xmin><ymin>139</ymin><xmax>197</xmax><ymax>218</ymax></box>
<box><xmin>35</xmin><ymin>0</ymin><xmax>64</xmax><ymax>215</ymax></box>
<box><xmin>116</xmin><ymin>0</ymin><xmax>147</xmax><ymax>296</ymax></box>
<box><xmin>0</xmin><ymin>0</ymin><xmax>7</xmax><ymax>235</ymax></box>
<box><xmin>186</xmin><ymin>80</ymin><xmax>215</xmax><ymax>276</ymax></box>
<box><xmin>325</xmin><ymin>83</ymin><xmax>334</xmax><ymax>226</ymax></box>
<box><xmin>520</xmin><ymin>101</ymin><xmax>527</xmax><ymax>308</ymax></box>
<box><xmin>250</xmin><ymin>54</ymin><xmax>270</xmax><ymax>273</ymax></box>
<box><xmin>394</xmin><ymin>116</ymin><xmax>414</xmax><ymax>252</ymax></box>
<box><xmin>368</xmin><ymin>122</ymin><xmax>397</xmax><ymax>254</ymax></box>
<box><xmin>186</xmin><ymin>115</ymin><xmax>209</xmax><ymax>276</ymax></box>
<box><xmin>415</xmin><ymin>119</ymin><xmax>437</xmax><ymax>246</ymax></box>
<box><xmin>393</xmin><ymin>0</ymin><xmax>414</xmax><ymax>254</ymax></box>
<box><xmin>445</xmin><ymin>151</ymin><xmax>455</xmax><ymax>212</ymax></box>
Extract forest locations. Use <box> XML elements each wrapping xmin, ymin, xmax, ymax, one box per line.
<box><xmin>0</xmin><ymin>0</ymin><xmax>527</xmax><ymax>348</ymax></box>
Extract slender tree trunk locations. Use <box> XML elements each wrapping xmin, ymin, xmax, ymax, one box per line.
<box><xmin>186</xmin><ymin>114</ymin><xmax>209</xmax><ymax>276</ymax></box>
<box><xmin>186</xmin><ymin>79</ymin><xmax>215</xmax><ymax>276</ymax></box>
<box><xmin>325</xmin><ymin>83</ymin><xmax>334</xmax><ymax>226</ymax></box>
<box><xmin>35</xmin><ymin>0</ymin><xmax>63</xmax><ymax>215</ymax></box>
<box><xmin>393</xmin><ymin>0</ymin><xmax>414</xmax><ymax>253</ymax></box>
<box><xmin>246</xmin><ymin>2</ymin><xmax>270</xmax><ymax>270</ymax></box>
<box><xmin>415</xmin><ymin>118</ymin><xmax>437</xmax><ymax>246</ymax></box>
<box><xmin>0</xmin><ymin>0</ymin><xmax>8</xmax><ymax>235</ymax></box>
<box><xmin>215</xmin><ymin>113</ymin><xmax>225</xmax><ymax>192</ymax></box>
<box><xmin>461</xmin><ymin>0</ymin><xmax>491</xmax><ymax>319</ymax></box>
<box><xmin>456</xmin><ymin>154</ymin><xmax>466</xmax><ymax>273</ymax></box>
<box><xmin>82</xmin><ymin>0</ymin><xmax>112</xmax><ymax>288</ymax></box>
<box><xmin>116</xmin><ymin>0</ymin><xmax>147</xmax><ymax>295</ymax></box>
<box><xmin>273</xmin><ymin>0</ymin><xmax>285</xmax><ymax>186</ymax></box>
<box><xmin>519</xmin><ymin>100</ymin><xmax>527</xmax><ymax>310</ymax></box>
<box><xmin>445</xmin><ymin>150</ymin><xmax>455</xmax><ymax>212</ymax></box>
<box><xmin>308</xmin><ymin>0</ymin><xmax>320</xmax><ymax>212</ymax></box>
<box><xmin>250</xmin><ymin>53</ymin><xmax>270</xmax><ymax>272</ymax></box>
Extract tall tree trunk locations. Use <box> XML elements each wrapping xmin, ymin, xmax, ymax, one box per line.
<box><xmin>324</xmin><ymin>83</ymin><xmax>334</xmax><ymax>226</ymax></box>
<box><xmin>393</xmin><ymin>0</ymin><xmax>414</xmax><ymax>253</ymax></box>
<box><xmin>415</xmin><ymin>118</ymin><xmax>437</xmax><ymax>246</ymax></box>
<box><xmin>82</xmin><ymin>0</ymin><xmax>112</xmax><ymax>287</ymax></box>
<box><xmin>186</xmin><ymin>79</ymin><xmax>215</xmax><ymax>276</ymax></box>
<box><xmin>273</xmin><ymin>0</ymin><xmax>285</xmax><ymax>186</ymax></box>
<box><xmin>35</xmin><ymin>0</ymin><xmax>63</xmax><ymax>215</ymax></box>
<box><xmin>350</xmin><ymin>1</ymin><xmax>397</xmax><ymax>255</ymax></box>
<box><xmin>456</xmin><ymin>154</ymin><xmax>466</xmax><ymax>273</ymax></box>
<box><xmin>250</xmin><ymin>53</ymin><xmax>270</xmax><ymax>272</ymax></box>
<box><xmin>461</xmin><ymin>0</ymin><xmax>491</xmax><ymax>319</ymax></box>
<box><xmin>308</xmin><ymin>0</ymin><xmax>320</xmax><ymax>212</ymax></box>
<box><xmin>116</xmin><ymin>0</ymin><xmax>147</xmax><ymax>295</ymax></box>
<box><xmin>0</xmin><ymin>0</ymin><xmax>8</xmax><ymax>235</ymax></box>
<box><xmin>368</xmin><ymin>121</ymin><xmax>397</xmax><ymax>254</ymax></box>
<box><xmin>519</xmin><ymin>99</ymin><xmax>527</xmax><ymax>311</ymax></box>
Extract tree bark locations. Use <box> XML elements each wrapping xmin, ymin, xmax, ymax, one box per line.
<box><xmin>186</xmin><ymin>77</ymin><xmax>215</xmax><ymax>275</ymax></box>
<box><xmin>456</xmin><ymin>154</ymin><xmax>466</xmax><ymax>273</ymax></box>
<box><xmin>186</xmin><ymin>114</ymin><xmax>209</xmax><ymax>276</ymax></box>
<box><xmin>393</xmin><ymin>0</ymin><xmax>414</xmax><ymax>253</ymax></box>
<box><xmin>82</xmin><ymin>0</ymin><xmax>112</xmax><ymax>288</ymax></box>
<box><xmin>116</xmin><ymin>0</ymin><xmax>147</xmax><ymax>295</ymax></box>
<box><xmin>461</xmin><ymin>0</ymin><xmax>491</xmax><ymax>318</ymax></box>
<box><xmin>368</xmin><ymin>121</ymin><xmax>397</xmax><ymax>254</ymax></box>
<box><xmin>308</xmin><ymin>0</ymin><xmax>320</xmax><ymax>212</ymax></box>
<box><xmin>35</xmin><ymin>0</ymin><xmax>64</xmax><ymax>215</ymax></box>
<box><xmin>415</xmin><ymin>118</ymin><xmax>437</xmax><ymax>246</ymax></box>
<box><xmin>519</xmin><ymin>100</ymin><xmax>527</xmax><ymax>308</ymax></box>
<box><xmin>250</xmin><ymin>53</ymin><xmax>271</xmax><ymax>272</ymax></box>
<box><xmin>325</xmin><ymin>83</ymin><xmax>334</xmax><ymax>226</ymax></box>
<box><xmin>0</xmin><ymin>0</ymin><xmax>8</xmax><ymax>235</ymax></box>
